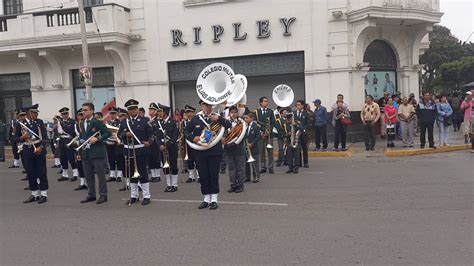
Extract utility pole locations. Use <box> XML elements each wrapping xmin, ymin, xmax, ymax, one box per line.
<box><xmin>78</xmin><ymin>0</ymin><xmax>92</xmax><ymax>103</ymax></box>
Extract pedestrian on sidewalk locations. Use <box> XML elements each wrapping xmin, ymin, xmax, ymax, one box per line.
<box><xmin>378</xmin><ymin>92</ymin><xmax>390</xmax><ymax>138</ymax></box>
<box><xmin>0</xmin><ymin>119</ymin><xmax>6</xmax><ymax>162</ymax></box>
<box><xmin>384</xmin><ymin>98</ymin><xmax>398</xmax><ymax>148</ymax></box>
<box><xmin>460</xmin><ymin>91</ymin><xmax>473</xmax><ymax>144</ymax></box>
<box><xmin>360</xmin><ymin>95</ymin><xmax>380</xmax><ymax>151</ymax></box>
<box><xmin>449</xmin><ymin>92</ymin><xmax>462</xmax><ymax>132</ymax></box>
<box><xmin>398</xmin><ymin>96</ymin><xmax>416</xmax><ymax>147</ymax></box>
<box><xmin>312</xmin><ymin>99</ymin><xmax>328</xmax><ymax>151</ymax></box>
<box><xmin>436</xmin><ymin>95</ymin><xmax>453</xmax><ymax>147</ymax></box>
<box><xmin>417</xmin><ymin>92</ymin><xmax>438</xmax><ymax>149</ymax></box>
<box><xmin>332</xmin><ymin>100</ymin><xmax>350</xmax><ymax>151</ymax></box>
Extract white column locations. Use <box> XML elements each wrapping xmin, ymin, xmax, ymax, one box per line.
<box><xmin>401</xmin><ymin>73</ymin><xmax>410</xmax><ymax>97</ymax></box>
<box><xmin>0</xmin><ymin>2</ymin><xmax>4</xmax><ymax>16</ymax></box>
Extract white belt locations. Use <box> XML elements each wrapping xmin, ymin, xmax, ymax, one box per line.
<box><xmin>124</xmin><ymin>144</ymin><xmax>144</xmax><ymax>149</ymax></box>
<box><xmin>24</xmin><ymin>140</ymin><xmax>41</xmax><ymax>146</ymax></box>
<box><xmin>60</xmin><ymin>135</ymin><xmax>71</xmax><ymax>139</ymax></box>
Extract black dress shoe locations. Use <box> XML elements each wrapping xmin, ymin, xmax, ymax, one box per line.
<box><xmin>141</xmin><ymin>198</ymin><xmax>151</xmax><ymax>205</ymax></box>
<box><xmin>116</xmin><ymin>177</ymin><xmax>122</xmax><ymax>182</ymax></box>
<box><xmin>57</xmin><ymin>177</ymin><xmax>69</xmax><ymax>182</ymax></box>
<box><xmin>74</xmin><ymin>185</ymin><xmax>87</xmax><ymax>191</ymax></box>
<box><xmin>429</xmin><ymin>146</ymin><xmax>436</xmax><ymax>149</ymax></box>
<box><xmin>234</xmin><ymin>186</ymin><xmax>244</xmax><ymax>193</ymax></box>
<box><xmin>51</xmin><ymin>165</ymin><xmax>59</xmax><ymax>168</ymax></box>
<box><xmin>252</xmin><ymin>178</ymin><xmax>259</xmax><ymax>183</ymax></box>
<box><xmin>70</xmin><ymin>176</ymin><xmax>77</xmax><ymax>182</ymax></box>
<box><xmin>96</xmin><ymin>197</ymin><xmax>107</xmax><ymax>204</ymax></box>
<box><xmin>119</xmin><ymin>186</ymin><xmax>129</xmax><ymax>191</ymax></box>
<box><xmin>21</xmin><ymin>176</ymin><xmax>28</xmax><ymax>181</ymax></box>
<box><xmin>209</xmin><ymin>202</ymin><xmax>218</xmax><ymax>210</ymax></box>
<box><xmin>151</xmin><ymin>177</ymin><xmax>160</xmax><ymax>183</ymax></box>
<box><xmin>268</xmin><ymin>169</ymin><xmax>274</xmax><ymax>174</ymax></box>
<box><xmin>22</xmin><ymin>170</ymin><xmax>26</xmax><ymax>174</ymax></box>
<box><xmin>37</xmin><ymin>196</ymin><xmax>48</xmax><ymax>204</ymax></box>
<box><xmin>80</xmin><ymin>197</ymin><xmax>96</xmax><ymax>203</ymax></box>
<box><xmin>304</xmin><ymin>165</ymin><xmax>309</xmax><ymax>168</ymax></box>
<box><xmin>276</xmin><ymin>162</ymin><xmax>282</xmax><ymax>167</ymax></box>
<box><xmin>164</xmin><ymin>186</ymin><xmax>172</xmax><ymax>192</ymax></box>
<box><xmin>24</xmin><ymin>187</ymin><xmax>29</xmax><ymax>190</ymax></box>
<box><xmin>106</xmin><ymin>177</ymin><xmax>116</xmax><ymax>182</ymax></box>
<box><xmin>286</xmin><ymin>169</ymin><xmax>293</xmax><ymax>174</ymax></box>
<box><xmin>370</xmin><ymin>147</ymin><xmax>375</xmax><ymax>151</ymax></box>
<box><xmin>185</xmin><ymin>178</ymin><xmax>193</xmax><ymax>183</ymax></box>
<box><xmin>23</xmin><ymin>195</ymin><xmax>38</xmax><ymax>203</ymax></box>
<box><xmin>9</xmin><ymin>165</ymin><xmax>19</xmax><ymax>168</ymax></box>
<box><xmin>227</xmin><ymin>187</ymin><xmax>236</xmax><ymax>193</ymax></box>
<box><xmin>259</xmin><ymin>169</ymin><xmax>267</xmax><ymax>174</ymax></box>
<box><xmin>126</xmin><ymin>198</ymin><xmax>139</xmax><ymax>205</ymax></box>
<box><xmin>365</xmin><ymin>147</ymin><xmax>370</xmax><ymax>151</ymax></box>
<box><xmin>198</xmin><ymin>202</ymin><xmax>209</xmax><ymax>209</ymax></box>
<box><xmin>293</xmin><ymin>169</ymin><xmax>299</xmax><ymax>174</ymax></box>
<box><xmin>244</xmin><ymin>178</ymin><xmax>250</xmax><ymax>183</ymax></box>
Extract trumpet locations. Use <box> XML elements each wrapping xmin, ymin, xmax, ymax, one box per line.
<box><xmin>75</xmin><ymin>131</ymin><xmax>100</xmax><ymax>151</ymax></box>
<box><xmin>66</xmin><ymin>136</ymin><xmax>79</xmax><ymax>148</ymax></box>
<box><xmin>264</xmin><ymin>116</ymin><xmax>273</xmax><ymax>149</ymax></box>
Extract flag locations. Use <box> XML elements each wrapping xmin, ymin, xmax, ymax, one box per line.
<box><xmin>101</xmin><ymin>97</ymin><xmax>116</xmax><ymax>121</ymax></box>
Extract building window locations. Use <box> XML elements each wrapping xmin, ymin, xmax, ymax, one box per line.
<box><xmin>363</xmin><ymin>40</ymin><xmax>398</xmax><ymax>98</ymax></box>
<box><xmin>3</xmin><ymin>0</ymin><xmax>23</xmax><ymax>15</ymax></box>
<box><xmin>83</xmin><ymin>0</ymin><xmax>103</xmax><ymax>6</ymax></box>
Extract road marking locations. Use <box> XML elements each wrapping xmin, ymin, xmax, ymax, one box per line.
<box><xmin>303</xmin><ymin>171</ymin><xmax>324</xmax><ymax>174</ymax></box>
<box><xmin>122</xmin><ymin>198</ymin><xmax>288</xmax><ymax>206</ymax></box>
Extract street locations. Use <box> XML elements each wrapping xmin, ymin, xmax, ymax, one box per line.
<box><xmin>0</xmin><ymin>151</ymin><xmax>472</xmax><ymax>265</ymax></box>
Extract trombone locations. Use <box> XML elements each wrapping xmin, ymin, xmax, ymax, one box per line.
<box><xmin>264</xmin><ymin>116</ymin><xmax>273</xmax><ymax>149</ymax></box>
<box><xmin>66</xmin><ymin>136</ymin><xmax>79</xmax><ymax>148</ymax></box>
<box><xmin>129</xmin><ymin>138</ymin><xmax>140</xmax><ymax>179</ymax></box>
<box><xmin>17</xmin><ymin>121</ymin><xmax>40</xmax><ymax>154</ymax></box>
<box><xmin>161</xmin><ymin>133</ymin><xmax>170</xmax><ymax>169</ymax></box>
<box><xmin>244</xmin><ymin>139</ymin><xmax>257</xmax><ymax>177</ymax></box>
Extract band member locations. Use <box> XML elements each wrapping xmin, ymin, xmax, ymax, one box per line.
<box><xmin>119</xmin><ymin>99</ymin><xmax>152</xmax><ymax>206</ymax></box>
<box><xmin>156</xmin><ymin>104</ymin><xmax>179</xmax><ymax>192</ymax></box>
<box><xmin>183</xmin><ymin>105</ymin><xmax>198</xmax><ymax>183</ymax></box>
<box><xmin>8</xmin><ymin>110</ymin><xmax>22</xmax><ymax>168</ymax></box>
<box><xmin>50</xmin><ymin>116</ymin><xmax>61</xmax><ymax>168</ymax></box>
<box><xmin>74</xmin><ymin>109</ymin><xmax>87</xmax><ymax>191</ymax></box>
<box><xmin>138</xmin><ymin>107</ymin><xmax>145</xmax><ymax>117</ymax></box>
<box><xmin>17</xmin><ymin>104</ymin><xmax>49</xmax><ymax>204</ymax></box>
<box><xmin>118</xmin><ymin>108</ymin><xmax>131</xmax><ymax>191</ymax></box>
<box><xmin>295</xmin><ymin>100</ymin><xmax>309</xmax><ymax>168</ymax></box>
<box><xmin>105</xmin><ymin>107</ymin><xmax>124</xmax><ymax>183</ymax></box>
<box><xmin>254</xmin><ymin>97</ymin><xmax>275</xmax><ymax>174</ymax></box>
<box><xmin>243</xmin><ymin>111</ymin><xmax>260</xmax><ymax>183</ymax></box>
<box><xmin>78</xmin><ymin>103</ymin><xmax>111</xmax><ymax>204</ymax></box>
<box><xmin>225</xmin><ymin>106</ymin><xmax>246</xmax><ymax>192</ymax></box>
<box><xmin>274</xmin><ymin>107</ymin><xmax>289</xmax><ymax>167</ymax></box>
<box><xmin>57</xmin><ymin>107</ymin><xmax>79</xmax><ymax>182</ymax></box>
<box><xmin>185</xmin><ymin>100</ymin><xmax>231</xmax><ymax>210</ymax></box>
<box><xmin>147</xmin><ymin>103</ymin><xmax>162</xmax><ymax>183</ymax></box>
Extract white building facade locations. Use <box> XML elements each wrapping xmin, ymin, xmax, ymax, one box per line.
<box><xmin>0</xmin><ymin>0</ymin><xmax>442</xmax><ymax>122</ymax></box>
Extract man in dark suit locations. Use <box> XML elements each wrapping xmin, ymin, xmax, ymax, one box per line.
<box><xmin>243</xmin><ymin>111</ymin><xmax>260</xmax><ymax>183</ymax></box>
<box><xmin>294</xmin><ymin>100</ymin><xmax>309</xmax><ymax>168</ymax></box>
<box><xmin>185</xmin><ymin>100</ymin><xmax>231</xmax><ymax>210</ymax></box>
<box><xmin>78</xmin><ymin>102</ymin><xmax>111</xmax><ymax>204</ymax></box>
<box><xmin>17</xmin><ymin>104</ymin><xmax>49</xmax><ymax>204</ymax></box>
<box><xmin>254</xmin><ymin>97</ymin><xmax>275</xmax><ymax>174</ymax></box>
<box><xmin>119</xmin><ymin>99</ymin><xmax>152</xmax><ymax>206</ymax></box>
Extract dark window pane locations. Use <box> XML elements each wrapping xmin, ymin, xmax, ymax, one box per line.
<box><xmin>363</xmin><ymin>40</ymin><xmax>397</xmax><ymax>70</ymax></box>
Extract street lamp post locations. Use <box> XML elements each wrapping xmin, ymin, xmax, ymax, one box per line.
<box><xmin>78</xmin><ymin>0</ymin><xmax>92</xmax><ymax>103</ymax></box>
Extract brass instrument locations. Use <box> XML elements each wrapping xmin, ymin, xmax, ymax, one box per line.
<box><xmin>75</xmin><ymin>131</ymin><xmax>101</xmax><ymax>151</ymax></box>
<box><xmin>106</xmin><ymin>124</ymin><xmax>121</xmax><ymax>145</ymax></box>
<box><xmin>66</xmin><ymin>136</ymin><xmax>79</xmax><ymax>148</ymax></box>
<box><xmin>17</xmin><ymin>121</ymin><xmax>40</xmax><ymax>154</ymax></box>
<box><xmin>264</xmin><ymin>116</ymin><xmax>273</xmax><ymax>149</ymax></box>
<box><xmin>222</xmin><ymin>121</ymin><xmax>243</xmax><ymax>145</ymax></box>
<box><xmin>130</xmin><ymin>139</ymin><xmax>140</xmax><ymax>179</ymax></box>
<box><xmin>290</xmin><ymin>113</ymin><xmax>302</xmax><ymax>149</ymax></box>
<box><xmin>161</xmin><ymin>130</ymin><xmax>170</xmax><ymax>169</ymax></box>
<box><xmin>177</xmin><ymin>121</ymin><xmax>188</xmax><ymax>162</ymax></box>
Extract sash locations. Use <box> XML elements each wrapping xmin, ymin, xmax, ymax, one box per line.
<box><xmin>126</xmin><ymin>119</ymin><xmax>142</xmax><ymax>145</ymax></box>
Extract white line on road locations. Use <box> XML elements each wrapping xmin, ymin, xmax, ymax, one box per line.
<box><xmin>122</xmin><ymin>198</ymin><xmax>288</xmax><ymax>206</ymax></box>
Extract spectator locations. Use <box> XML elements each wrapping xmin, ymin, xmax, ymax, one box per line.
<box><xmin>378</xmin><ymin>92</ymin><xmax>390</xmax><ymax>138</ymax></box>
<box><xmin>417</xmin><ymin>92</ymin><xmax>438</xmax><ymax>149</ymax></box>
<box><xmin>312</xmin><ymin>99</ymin><xmax>328</xmax><ymax>151</ymax></box>
<box><xmin>384</xmin><ymin>98</ymin><xmax>398</xmax><ymax>148</ymax></box>
<box><xmin>398</xmin><ymin>96</ymin><xmax>416</xmax><ymax>147</ymax></box>
<box><xmin>436</xmin><ymin>95</ymin><xmax>453</xmax><ymax>147</ymax></box>
<box><xmin>332</xmin><ymin>100</ymin><xmax>350</xmax><ymax>151</ymax></box>
<box><xmin>408</xmin><ymin>92</ymin><xmax>419</xmax><ymax>135</ymax></box>
<box><xmin>360</xmin><ymin>95</ymin><xmax>380</xmax><ymax>151</ymax></box>
<box><xmin>0</xmin><ymin>119</ymin><xmax>6</xmax><ymax>162</ymax></box>
<box><xmin>460</xmin><ymin>91</ymin><xmax>473</xmax><ymax>144</ymax></box>
<box><xmin>305</xmin><ymin>103</ymin><xmax>315</xmax><ymax>150</ymax></box>
<box><xmin>449</xmin><ymin>92</ymin><xmax>461</xmax><ymax>132</ymax></box>
<box><xmin>174</xmin><ymin>108</ymin><xmax>182</xmax><ymax>122</ymax></box>
<box><xmin>331</xmin><ymin>94</ymin><xmax>349</xmax><ymax>113</ymax></box>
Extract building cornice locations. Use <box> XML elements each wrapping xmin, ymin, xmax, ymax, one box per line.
<box><xmin>347</xmin><ymin>6</ymin><xmax>442</xmax><ymax>24</ymax></box>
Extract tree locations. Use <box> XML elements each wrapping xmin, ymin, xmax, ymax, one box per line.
<box><xmin>436</xmin><ymin>56</ymin><xmax>474</xmax><ymax>93</ymax></box>
<box><xmin>419</xmin><ymin>25</ymin><xmax>465</xmax><ymax>92</ymax></box>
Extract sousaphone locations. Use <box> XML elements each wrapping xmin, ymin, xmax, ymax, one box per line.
<box><xmin>272</xmin><ymin>84</ymin><xmax>294</xmax><ymax>108</ymax></box>
<box><xmin>187</xmin><ymin>63</ymin><xmax>236</xmax><ymax>151</ymax></box>
<box><xmin>222</xmin><ymin>74</ymin><xmax>248</xmax><ymax>145</ymax></box>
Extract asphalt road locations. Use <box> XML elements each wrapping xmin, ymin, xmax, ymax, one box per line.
<box><xmin>0</xmin><ymin>152</ymin><xmax>472</xmax><ymax>265</ymax></box>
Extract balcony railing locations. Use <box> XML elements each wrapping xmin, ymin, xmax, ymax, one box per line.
<box><xmin>0</xmin><ymin>3</ymin><xmax>130</xmax><ymax>44</ymax></box>
<box><xmin>350</xmin><ymin>0</ymin><xmax>439</xmax><ymax>12</ymax></box>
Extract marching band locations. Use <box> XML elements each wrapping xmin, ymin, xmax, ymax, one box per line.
<box><xmin>10</xmin><ymin>63</ymin><xmax>310</xmax><ymax>210</ymax></box>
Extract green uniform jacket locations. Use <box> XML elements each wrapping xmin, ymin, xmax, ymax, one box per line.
<box><xmin>78</xmin><ymin>118</ymin><xmax>111</xmax><ymax>160</ymax></box>
<box><xmin>246</xmin><ymin>121</ymin><xmax>260</xmax><ymax>156</ymax></box>
<box><xmin>293</xmin><ymin>110</ymin><xmax>309</xmax><ymax>133</ymax></box>
<box><xmin>254</xmin><ymin>108</ymin><xmax>275</xmax><ymax>137</ymax></box>
<box><xmin>273</xmin><ymin>114</ymin><xmax>288</xmax><ymax>140</ymax></box>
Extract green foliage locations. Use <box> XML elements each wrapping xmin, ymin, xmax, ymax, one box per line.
<box><xmin>419</xmin><ymin>25</ymin><xmax>474</xmax><ymax>93</ymax></box>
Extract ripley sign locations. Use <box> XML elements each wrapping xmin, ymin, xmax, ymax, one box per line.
<box><xmin>171</xmin><ymin>17</ymin><xmax>296</xmax><ymax>47</ymax></box>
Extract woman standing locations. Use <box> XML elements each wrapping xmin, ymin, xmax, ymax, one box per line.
<box><xmin>436</xmin><ymin>95</ymin><xmax>453</xmax><ymax>146</ymax></box>
<box><xmin>332</xmin><ymin>100</ymin><xmax>350</xmax><ymax>151</ymax></box>
<box><xmin>384</xmin><ymin>98</ymin><xmax>398</xmax><ymax>148</ymax></box>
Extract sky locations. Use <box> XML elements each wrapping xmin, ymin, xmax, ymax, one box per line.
<box><xmin>440</xmin><ymin>0</ymin><xmax>474</xmax><ymax>42</ymax></box>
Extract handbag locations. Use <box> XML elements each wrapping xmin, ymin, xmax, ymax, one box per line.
<box><xmin>341</xmin><ymin>116</ymin><xmax>352</xmax><ymax>125</ymax></box>
<box><xmin>444</xmin><ymin>115</ymin><xmax>453</xmax><ymax>126</ymax></box>
<box><xmin>386</xmin><ymin>124</ymin><xmax>396</xmax><ymax>140</ymax></box>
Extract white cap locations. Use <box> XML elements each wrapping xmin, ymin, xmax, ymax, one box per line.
<box><xmin>466</xmin><ymin>91</ymin><xmax>472</xmax><ymax>95</ymax></box>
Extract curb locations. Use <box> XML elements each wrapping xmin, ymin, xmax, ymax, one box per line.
<box><xmin>384</xmin><ymin>144</ymin><xmax>470</xmax><ymax>157</ymax></box>
<box><xmin>273</xmin><ymin>147</ymin><xmax>353</xmax><ymax>158</ymax></box>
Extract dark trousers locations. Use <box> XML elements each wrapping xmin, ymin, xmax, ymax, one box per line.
<box><xmin>420</xmin><ymin>122</ymin><xmax>435</xmax><ymax>147</ymax></box>
<box><xmin>24</xmin><ymin>149</ymin><xmax>48</xmax><ymax>191</ymax></box>
<box><xmin>276</xmin><ymin>138</ymin><xmax>287</xmax><ymax>164</ymax></box>
<box><xmin>107</xmin><ymin>145</ymin><xmax>124</xmax><ymax>171</ymax></box>
<box><xmin>286</xmin><ymin>144</ymin><xmax>301</xmax><ymax>171</ymax></box>
<box><xmin>147</xmin><ymin>144</ymin><xmax>160</xmax><ymax>169</ymax></box>
<box><xmin>125</xmin><ymin>148</ymin><xmax>149</xmax><ymax>184</ymax></box>
<box><xmin>83</xmin><ymin>158</ymin><xmax>107</xmax><ymax>198</ymax></box>
<box><xmin>334</xmin><ymin>121</ymin><xmax>347</xmax><ymax>149</ymax></box>
<box><xmin>300</xmin><ymin>134</ymin><xmax>308</xmax><ymax>166</ymax></box>
<box><xmin>0</xmin><ymin>140</ymin><xmax>4</xmax><ymax>161</ymax></box>
<box><xmin>59</xmin><ymin>143</ymin><xmax>77</xmax><ymax>170</ymax></box>
<box><xmin>363</xmin><ymin>124</ymin><xmax>376</xmax><ymax>148</ymax></box>
<box><xmin>77</xmin><ymin>159</ymin><xmax>84</xmax><ymax>178</ymax></box>
<box><xmin>226</xmin><ymin>153</ymin><xmax>245</xmax><ymax>188</ymax></box>
<box><xmin>187</xmin><ymin>148</ymin><xmax>196</xmax><ymax>170</ymax></box>
<box><xmin>314</xmin><ymin>125</ymin><xmax>328</xmax><ymax>149</ymax></box>
<box><xmin>245</xmin><ymin>153</ymin><xmax>260</xmax><ymax>180</ymax></box>
<box><xmin>195</xmin><ymin>154</ymin><xmax>221</xmax><ymax>195</ymax></box>
<box><xmin>162</xmin><ymin>144</ymin><xmax>178</xmax><ymax>175</ymax></box>
<box><xmin>259</xmin><ymin>137</ymin><xmax>274</xmax><ymax>170</ymax></box>
<box><xmin>12</xmin><ymin>141</ymin><xmax>19</xmax><ymax>160</ymax></box>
